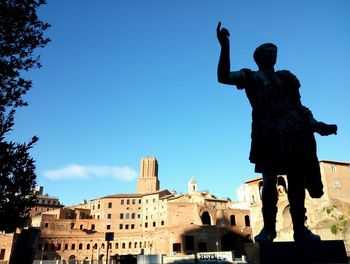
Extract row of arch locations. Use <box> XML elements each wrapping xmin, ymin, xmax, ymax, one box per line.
<box><xmin>258</xmin><ymin>177</ymin><xmax>288</xmax><ymax>195</ymax></box>
<box><xmin>200</xmin><ymin>211</ymin><xmax>250</xmax><ymax>227</ymax></box>
<box><xmin>40</xmin><ymin>240</ymin><xmax>153</xmax><ymax>252</ymax></box>
<box><xmin>42</xmin><ymin>253</ymin><xmax>136</xmax><ymax>262</ymax></box>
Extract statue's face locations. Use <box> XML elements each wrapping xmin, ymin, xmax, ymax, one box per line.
<box><xmin>259</xmin><ymin>46</ymin><xmax>277</xmax><ymax>68</ymax></box>
<box><xmin>254</xmin><ymin>44</ymin><xmax>277</xmax><ymax>69</ymax></box>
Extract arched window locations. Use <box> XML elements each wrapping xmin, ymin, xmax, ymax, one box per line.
<box><xmin>94</xmin><ymin>243</ymin><xmax>98</xmax><ymax>249</ymax></box>
<box><xmin>71</xmin><ymin>244</ymin><xmax>75</xmax><ymax>250</ymax></box>
<box><xmin>78</xmin><ymin>243</ymin><xmax>83</xmax><ymax>250</ymax></box>
<box><xmin>277</xmin><ymin>176</ymin><xmax>288</xmax><ymax>194</ymax></box>
<box><xmin>115</xmin><ymin>243</ymin><xmax>118</xmax><ymax>249</ymax></box>
<box><xmin>101</xmin><ymin>243</ymin><xmax>105</xmax><ymax>249</ymax></box>
<box><xmin>64</xmin><ymin>244</ymin><xmax>68</xmax><ymax>250</ymax></box>
<box><xmin>129</xmin><ymin>242</ymin><xmax>132</xmax><ymax>248</ymax></box>
<box><xmin>122</xmin><ymin>243</ymin><xmax>125</xmax><ymax>249</ymax></box>
<box><xmin>244</xmin><ymin>215</ymin><xmax>250</xmax><ymax>227</ymax></box>
<box><xmin>230</xmin><ymin>215</ymin><xmax>236</xmax><ymax>226</ymax></box>
<box><xmin>134</xmin><ymin>242</ymin><xmax>137</xmax><ymax>248</ymax></box>
<box><xmin>86</xmin><ymin>243</ymin><xmax>90</xmax><ymax>250</ymax></box>
<box><xmin>201</xmin><ymin>212</ymin><xmax>211</xmax><ymax>225</ymax></box>
<box><xmin>258</xmin><ymin>181</ymin><xmax>263</xmax><ymax>199</ymax></box>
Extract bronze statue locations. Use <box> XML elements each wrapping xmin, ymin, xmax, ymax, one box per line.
<box><xmin>216</xmin><ymin>22</ymin><xmax>337</xmax><ymax>242</ymax></box>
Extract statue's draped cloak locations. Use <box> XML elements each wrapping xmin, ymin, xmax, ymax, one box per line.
<box><xmin>235</xmin><ymin>69</ymin><xmax>323</xmax><ymax>197</ymax></box>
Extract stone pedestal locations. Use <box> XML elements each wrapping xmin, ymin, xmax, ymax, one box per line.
<box><xmin>244</xmin><ymin>240</ymin><xmax>348</xmax><ymax>264</ymax></box>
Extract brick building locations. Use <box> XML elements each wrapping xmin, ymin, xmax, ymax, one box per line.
<box><xmin>29</xmin><ymin>186</ymin><xmax>64</xmax><ymax>217</ymax></box>
<box><xmin>30</xmin><ymin>157</ymin><xmax>252</xmax><ymax>262</ymax></box>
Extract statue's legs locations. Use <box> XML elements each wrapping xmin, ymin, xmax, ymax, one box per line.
<box><xmin>287</xmin><ymin>169</ymin><xmax>321</xmax><ymax>242</ymax></box>
<box><xmin>254</xmin><ymin>170</ymin><xmax>278</xmax><ymax>242</ymax></box>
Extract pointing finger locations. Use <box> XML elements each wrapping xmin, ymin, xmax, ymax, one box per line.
<box><xmin>217</xmin><ymin>22</ymin><xmax>221</xmax><ymax>33</ymax></box>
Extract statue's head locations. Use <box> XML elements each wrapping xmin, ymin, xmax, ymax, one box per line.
<box><xmin>253</xmin><ymin>43</ymin><xmax>277</xmax><ymax>70</ymax></box>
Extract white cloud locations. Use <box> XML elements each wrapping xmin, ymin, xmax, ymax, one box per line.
<box><xmin>42</xmin><ymin>164</ymin><xmax>137</xmax><ymax>181</ymax></box>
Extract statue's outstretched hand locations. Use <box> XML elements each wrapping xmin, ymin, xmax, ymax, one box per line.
<box><xmin>316</xmin><ymin>122</ymin><xmax>338</xmax><ymax>136</ymax></box>
<box><xmin>217</xmin><ymin>22</ymin><xmax>230</xmax><ymax>47</ymax></box>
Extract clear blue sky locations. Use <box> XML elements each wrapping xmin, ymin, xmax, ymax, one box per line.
<box><xmin>12</xmin><ymin>0</ymin><xmax>350</xmax><ymax>205</ymax></box>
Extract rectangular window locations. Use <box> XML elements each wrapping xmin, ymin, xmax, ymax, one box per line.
<box><xmin>121</xmin><ymin>199</ymin><xmax>124</xmax><ymax>205</ymax></box>
<box><xmin>173</xmin><ymin>243</ymin><xmax>181</xmax><ymax>253</ymax></box>
<box><xmin>131</xmin><ymin>224</ymin><xmax>135</xmax><ymax>229</ymax></box>
<box><xmin>120</xmin><ymin>213</ymin><xmax>124</xmax><ymax>219</ymax></box>
<box><xmin>92</xmin><ymin>205</ymin><xmax>95</xmax><ymax>210</ymax></box>
<box><xmin>126</xmin><ymin>213</ymin><xmax>130</xmax><ymax>219</ymax></box>
<box><xmin>125</xmin><ymin>224</ymin><xmax>129</xmax><ymax>230</ymax></box>
<box><xmin>139</xmin><ymin>199</ymin><xmax>142</xmax><ymax>204</ymax></box>
<box><xmin>91</xmin><ymin>224</ymin><xmax>95</xmax><ymax>230</ymax></box>
<box><xmin>44</xmin><ymin>223</ymin><xmax>49</xmax><ymax>228</ymax></box>
<box><xmin>107</xmin><ymin>214</ymin><xmax>112</xmax><ymax>219</ymax></box>
<box><xmin>119</xmin><ymin>224</ymin><xmax>123</xmax><ymax>229</ymax></box>
<box><xmin>107</xmin><ymin>224</ymin><xmax>111</xmax><ymax>230</ymax></box>
<box><xmin>145</xmin><ymin>222</ymin><xmax>148</xmax><ymax>228</ymax></box>
<box><xmin>161</xmin><ymin>220</ymin><xmax>164</xmax><ymax>226</ymax></box>
<box><xmin>80</xmin><ymin>224</ymin><xmax>83</xmax><ymax>230</ymax></box>
<box><xmin>185</xmin><ymin>236</ymin><xmax>194</xmax><ymax>250</ymax></box>
<box><xmin>331</xmin><ymin>165</ymin><xmax>337</xmax><ymax>172</ymax></box>
<box><xmin>132</xmin><ymin>199</ymin><xmax>136</xmax><ymax>204</ymax></box>
<box><xmin>97</xmin><ymin>204</ymin><xmax>101</xmax><ymax>209</ymax></box>
<box><xmin>137</xmin><ymin>213</ymin><xmax>141</xmax><ymax>219</ymax></box>
<box><xmin>108</xmin><ymin>202</ymin><xmax>112</xmax><ymax>208</ymax></box>
<box><xmin>334</xmin><ymin>178</ymin><xmax>341</xmax><ymax>189</ymax></box>
<box><xmin>0</xmin><ymin>249</ymin><xmax>5</xmax><ymax>260</ymax></box>
<box><xmin>127</xmin><ymin>199</ymin><xmax>130</xmax><ymax>205</ymax></box>
<box><xmin>131</xmin><ymin>213</ymin><xmax>135</xmax><ymax>219</ymax></box>
<box><xmin>153</xmin><ymin>222</ymin><xmax>156</xmax><ymax>227</ymax></box>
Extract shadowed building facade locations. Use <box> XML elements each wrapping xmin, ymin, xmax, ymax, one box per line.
<box><xmin>237</xmin><ymin>160</ymin><xmax>350</xmax><ymax>255</ymax></box>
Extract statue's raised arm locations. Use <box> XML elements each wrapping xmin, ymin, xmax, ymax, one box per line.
<box><xmin>217</xmin><ymin>23</ymin><xmax>242</xmax><ymax>85</ymax></box>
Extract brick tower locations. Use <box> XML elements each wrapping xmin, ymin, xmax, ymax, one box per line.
<box><xmin>137</xmin><ymin>156</ymin><xmax>160</xmax><ymax>193</ymax></box>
